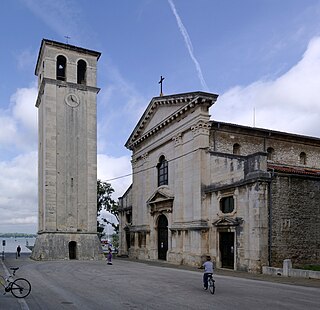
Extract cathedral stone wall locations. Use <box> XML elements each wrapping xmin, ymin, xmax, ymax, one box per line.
<box><xmin>210</xmin><ymin>122</ymin><xmax>320</xmax><ymax>168</ymax></box>
<box><xmin>270</xmin><ymin>174</ymin><xmax>320</xmax><ymax>267</ymax></box>
<box><xmin>204</xmin><ymin>152</ymin><xmax>270</xmax><ymax>272</ymax></box>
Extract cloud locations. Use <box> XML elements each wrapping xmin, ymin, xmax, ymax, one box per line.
<box><xmin>0</xmin><ymin>152</ymin><xmax>38</xmax><ymax>232</ymax></box>
<box><xmin>11</xmin><ymin>85</ymin><xmax>38</xmax><ymax>134</ymax></box>
<box><xmin>211</xmin><ymin>36</ymin><xmax>320</xmax><ymax>138</ymax></box>
<box><xmin>2</xmin><ymin>216</ymin><xmax>37</xmax><ymax>225</ymax></box>
<box><xmin>168</xmin><ymin>0</ymin><xmax>209</xmax><ymax>91</ymax></box>
<box><xmin>97</xmin><ymin>154</ymin><xmax>132</xmax><ymax>200</ymax></box>
<box><xmin>0</xmin><ymin>114</ymin><xmax>18</xmax><ymax>147</ymax></box>
<box><xmin>0</xmin><ymin>85</ymin><xmax>37</xmax><ymax>153</ymax></box>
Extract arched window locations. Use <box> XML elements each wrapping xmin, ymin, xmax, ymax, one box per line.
<box><xmin>157</xmin><ymin>155</ymin><xmax>168</xmax><ymax>186</ymax></box>
<box><xmin>300</xmin><ymin>152</ymin><xmax>307</xmax><ymax>165</ymax></box>
<box><xmin>77</xmin><ymin>59</ymin><xmax>87</xmax><ymax>85</ymax></box>
<box><xmin>220</xmin><ymin>196</ymin><xmax>234</xmax><ymax>214</ymax></box>
<box><xmin>233</xmin><ymin>143</ymin><xmax>241</xmax><ymax>155</ymax></box>
<box><xmin>56</xmin><ymin>55</ymin><xmax>66</xmax><ymax>81</ymax></box>
<box><xmin>267</xmin><ymin>147</ymin><xmax>274</xmax><ymax>161</ymax></box>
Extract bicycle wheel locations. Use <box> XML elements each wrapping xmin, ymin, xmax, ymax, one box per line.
<box><xmin>10</xmin><ymin>278</ymin><xmax>31</xmax><ymax>298</ymax></box>
<box><xmin>208</xmin><ymin>278</ymin><xmax>215</xmax><ymax>294</ymax></box>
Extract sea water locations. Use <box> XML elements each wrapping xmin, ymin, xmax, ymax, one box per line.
<box><xmin>1</xmin><ymin>237</ymin><xmax>36</xmax><ymax>253</ymax></box>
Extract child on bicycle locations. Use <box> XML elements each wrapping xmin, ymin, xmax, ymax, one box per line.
<box><xmin>203</xmin><ymin>256</ymin><xmax>214</xmax><ymax>290</ymax></box>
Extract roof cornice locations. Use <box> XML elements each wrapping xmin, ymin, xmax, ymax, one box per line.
<box><xmin>35</xmin><ymin>38</ymin><xmax>101</xmax><ymax>76</ymax></box>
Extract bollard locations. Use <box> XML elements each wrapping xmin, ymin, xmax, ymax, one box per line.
<box><xmin>283</xmin><ymin>259</ymin><xmax>292</xmax><ymax>277</ymax></box>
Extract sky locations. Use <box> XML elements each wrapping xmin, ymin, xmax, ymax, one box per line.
<box><xmin>1</xmin><ymin>0</ymin><xmax>320</xmax><ymax>234</ymax></box>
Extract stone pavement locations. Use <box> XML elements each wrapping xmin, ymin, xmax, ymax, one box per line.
<box><xmin>2</xmin><ymin>252</ymin><xmax>320</xmax><ymax>288</ymax></box>
<box><xmin>2</xmin><ymin>253</ymin><xmax>320</xmax><ymax>288</ymax></box>
<box><xmin>0</xmin><ymin>253</ymin><xmax>319</xmax><ymax>310</ymax></box>
<box><xmin>118</xmin><ymin>256</ymin><xmax>320</xmax><ymax>288</ymax></box>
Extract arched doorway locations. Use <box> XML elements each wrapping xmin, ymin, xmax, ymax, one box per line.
<box><xmin>69</xmin><ymin>241</ymin><xmax>77</xmax><ymax>259</ymax></box>
<box><xmin>157</xmin><ymin>214</ymin><xmax>168</xmax><ymax>260</ymax></box>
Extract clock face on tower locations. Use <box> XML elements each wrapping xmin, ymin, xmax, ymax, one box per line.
<box><xmin>65</xmin><ymin>93</ymin><xmax>80</xmax><ymax>107</ymax></box>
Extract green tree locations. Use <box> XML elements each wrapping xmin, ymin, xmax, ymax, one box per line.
<box><xmin>97</xmin><ymin>179</ymin><xmax>119</xmax><ymax>234</ymax></box>
<box><xmin>111</xmin><ymin>233</ymin><xmax>119</xmax><ymax>249</ymax></box>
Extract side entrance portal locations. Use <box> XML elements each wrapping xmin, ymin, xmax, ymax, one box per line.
<box><xmin>220</xmin><ymin>232</ymin><xmax>234</xmax><ymax>269</ymax></box>
<box><xmin>157</xmin><ymin>215</ymin><xmax>168</xmax><ymax>260</ymax></box>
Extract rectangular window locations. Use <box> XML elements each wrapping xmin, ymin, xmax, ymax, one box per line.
<box><xmin>220</xmin><ymin>196</ymin><xmax>234</xmax><ymax>214</ymax></box>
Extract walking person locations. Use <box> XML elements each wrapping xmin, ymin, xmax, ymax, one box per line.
<box><xmin>107</xmin><ymin>245</ymin><xmax>113</xmax><ymax>265</ymax></box>
<box><xmin>16</xmin><ymin>245</ymin><xmax>21</xmax><ymax>259</ymax></box>
<box><xmin>202</xmin><ymin>256</ymin><xmax>214</xmax><ymax>290</ymax></box>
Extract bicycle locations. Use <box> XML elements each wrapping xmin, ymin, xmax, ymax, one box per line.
<box><xmin>0</xmin><ymin>267</ymin><xmax>31</xmax><ymax>298</ymax></box>
<box><xmin>207</xmin><ymin>273</ymin><xmax>215</xmax><ymax>294</ymax></box>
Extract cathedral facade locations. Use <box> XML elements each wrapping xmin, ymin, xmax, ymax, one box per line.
<box><xmin>118</xmin><ymin>91</ymin><xmax>320</xmax><ymax>272</ymax></box>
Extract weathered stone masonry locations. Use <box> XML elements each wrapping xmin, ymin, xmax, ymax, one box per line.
<box><xmin>270</xmin><ymin>174</ymin><xmax>320</xmax><ymax>267</ymax></box>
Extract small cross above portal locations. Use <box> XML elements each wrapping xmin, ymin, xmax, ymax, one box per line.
<box><xmin>64</xmin><ymin>36</ymin><xmax>71</xmax><ymax>44</ymax></box>
<box><xmin>159</xmin><ymin>76</ymin><xmax>165</xmax><ymax>97</ymax></box>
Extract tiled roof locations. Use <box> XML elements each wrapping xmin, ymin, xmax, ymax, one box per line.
<box><xmin>268</xmin><ymin>164</ymin><xmax>320</xmax><ymax>176</ymax></box>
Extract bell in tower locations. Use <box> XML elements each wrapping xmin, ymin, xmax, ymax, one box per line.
<box><xmin>31</xmin><ymin>39</ymin><xmax>104</xmax><ymax>260</ymax></box>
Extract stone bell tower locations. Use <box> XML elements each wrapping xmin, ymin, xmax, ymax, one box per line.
<box><xmin>31</xmin><ymin>39</ymin><xmax>104</xmax><ymax>260</ymax></box>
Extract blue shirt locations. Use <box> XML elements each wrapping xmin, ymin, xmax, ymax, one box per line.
<box><xmin>203</xmin><ymin>261</ymin><xmax>214</xmax><ymax>273</ymax></box>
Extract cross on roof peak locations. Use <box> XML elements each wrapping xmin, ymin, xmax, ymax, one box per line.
<box><xmin>158</xmin><ymin>76</ymin><xmax>165</xmax><ymax>97</ymax></box>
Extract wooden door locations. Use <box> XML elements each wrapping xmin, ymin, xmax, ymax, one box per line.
<box><xmin>220</xmin><ymin>232</ymin><xmax>234</xmax><ymax>269</ymax></box>
<box><xmin>158</xmin><ymin>215</ymin><xmax>168</xmax><ymax>260</ymax></box>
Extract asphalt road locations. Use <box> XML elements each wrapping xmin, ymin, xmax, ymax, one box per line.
<box><xmin>1</xmin><ymin>253</ymin><xmax>319</xmax><ymax>310</ymax></box>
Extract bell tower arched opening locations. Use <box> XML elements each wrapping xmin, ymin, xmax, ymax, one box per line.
<box><xmin>77</xmin><ymin>59</ymin><xmax>87</xmax><ymax>85</ymax></box>
<box><xmin>56</xmin><ymin>55</ymin><xmax>66</xmax><ymax>81</ymax></box>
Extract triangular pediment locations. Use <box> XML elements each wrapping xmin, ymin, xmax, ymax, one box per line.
<box><xmin>212</xmin><ymin>217</ymin><xmax>243</xmax><ymax>227</ymax></box>
<box><xmin>147</xmin><ymin>186</ymin><xmax>174</xmax><ymax>205</ymax></box>
<box><xmin>147</xmin><ymin>186</ymin><xmax>174</xmax><ymax>215</ymax></box>
<box><xmin>125</xmin><ymin>91</ymin><xmax>218</xmax><ymax>150</ymax></box>
<box><xmin>143</xmin><ymin>103</ymin><xmax>185</xmax><ymax>132</ymax></box>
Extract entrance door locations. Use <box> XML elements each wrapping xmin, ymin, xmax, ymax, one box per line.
<box><xmin>125</xmin><ymin>231</ymin><xmax>130</xmax><ymax>251</ymax></box>
<box><xmin>69</xmin><ymin>241</ymin><xmax>77</xmax><ymax>259</ymax></box>
<box><xmin>158</xmin><ymin>215</ymin><xmax>168</xmax><ymax>260</ymax></box>
<box><xmin>220</xmin><ymin>232</ymin><xmax>234</xmax><ymax>269</ymax></box>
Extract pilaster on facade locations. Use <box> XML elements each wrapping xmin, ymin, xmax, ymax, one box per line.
<box><xmin>172</xmin><ymin>133</ymin><xmax>183</xmax><ymax>147</ymax></box>
<box><xmin>141</xmin><ymin>152</ymin><xmax>149</xmax><ymax>163</ymax></box>
<box><xmin>191</xmin><ymin>120</ymin><xmax>210</xmax><ymax>137</ymax></box>
<box><xmin>131</xmin><ymin>152</ymin><xmax>149</xmax><ymax>169</ymax></box>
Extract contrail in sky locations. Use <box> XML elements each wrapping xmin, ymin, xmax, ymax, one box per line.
<box><xmin>168</xmin><ymin>0</ymin><xmax>209</xmax><ymax>91</ymax></box>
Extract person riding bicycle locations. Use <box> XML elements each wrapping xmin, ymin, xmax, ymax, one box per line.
<box><xmin>203</xmin><ymin>256</ymin><xmax>214</xmax><ymax>290</ymax></box>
